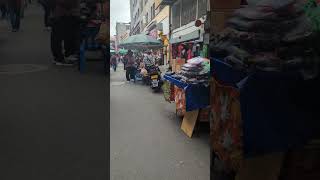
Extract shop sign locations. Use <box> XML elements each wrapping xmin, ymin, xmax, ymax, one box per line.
<box><xmin>170</xmin><ymin>30</ymin><xmax>200</xmax><ymax>44</ymax></box>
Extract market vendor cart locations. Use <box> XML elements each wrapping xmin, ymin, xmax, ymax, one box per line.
<box><xmin>163</xmin><ymin>74</ymin><xmax>210</xmax><ymax>138</ymax></box>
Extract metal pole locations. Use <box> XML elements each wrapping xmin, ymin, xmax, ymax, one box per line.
<box><xmin>168</xmin><ymin>4</ymin><xmax>172</xmax><ymax>67</ymax></box>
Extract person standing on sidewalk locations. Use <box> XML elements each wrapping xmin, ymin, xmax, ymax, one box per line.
<box><xmin>8</xmin><ymin>0</ymin><xmax>22</xmax><ymax>32</ymax></box>
<box><xmin>38</xmin><ymin>0</ymin><xmax>54</xmax><ymax>30</ymax></box>
<box><xmin>110</xmin><ymin>53</ymin><xmax>119</xmax><ymax>72</ymax></box>
<box><xmin>51</xmin><ymin>0</ymin><xmax>80</xmax><ymax>66</ymax></box>
<box><xmin>0</xmin><ymin>1</ymin><xmax>7</xmax><ymax>19</ymax></box>
<box><xmin>125</xmin><ymin>50</ymin><xmax>136</xmax><ymax>82</ymax></box>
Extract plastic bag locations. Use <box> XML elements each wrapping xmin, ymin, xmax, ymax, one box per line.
<box><xmin>187</xmin><ymin>57</ymin><xmax>207</xmax><ymax>65</ymax></box>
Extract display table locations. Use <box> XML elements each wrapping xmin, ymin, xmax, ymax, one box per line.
<box><xmin>163</xmin><ymin>74</ymin><xmax>210</xmax><ymax>111</ymax></box>
<box><xmin>164</xmin><ymin>74</ymin><xmax>210</xmax><ymax>138</ymax></box>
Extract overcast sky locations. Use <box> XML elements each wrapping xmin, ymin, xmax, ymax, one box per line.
<box><xmin>110</xmin><ymin>0</ymin><xmax>131</xmax><ymax>36</ymax></box>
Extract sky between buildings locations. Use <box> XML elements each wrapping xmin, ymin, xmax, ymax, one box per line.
<box><xmin>110</xmin><ymin>0</ymin><xmax>131</xmax><ymax>36</ymax></box>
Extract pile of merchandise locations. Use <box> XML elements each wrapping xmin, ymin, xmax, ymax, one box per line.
<box><xmin>210</xmin><ymin>0</ymin><xmax>320</xmax><ymax>79</ymax></box>
<box><xmin>171</xmin><ymin>57</ymin><xmax>210</xmax><ymax>85</ymax></box>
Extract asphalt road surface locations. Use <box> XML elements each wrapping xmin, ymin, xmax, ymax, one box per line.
<box><xmin>110</xmin><ymin>64</ymin><xmax>210</xmax><ymax>180</ymax></box>
<box><xmin>0</xmin><ymin>4</ymin><xmax>107</xmax><ymax>180</ymax></box>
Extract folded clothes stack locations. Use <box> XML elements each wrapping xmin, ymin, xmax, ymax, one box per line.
<box><xmin>172</xmin><ymin>57</ymin><xmax>210</xmax><ymax>85</ymax></box>
<box><xmin>210</xmin><ymin>0</ymin><xmax>320</xmax><ymax>79</ymax></box>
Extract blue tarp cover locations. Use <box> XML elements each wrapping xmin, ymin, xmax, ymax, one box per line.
<box><xmin>164</xmin><ymin>75</ymin><xmax>210</xmax><ymax>111</ymax></box>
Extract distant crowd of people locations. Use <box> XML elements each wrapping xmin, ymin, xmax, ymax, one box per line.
<box><xmin>110</xmin><ymin>50</ymin><xmax>163</xmax><ymax>82</ymax></box>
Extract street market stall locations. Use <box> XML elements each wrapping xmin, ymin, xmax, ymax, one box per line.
<box><xmin>163</xmin><ymin>57</ymin><xmax>211</xmax><ymax>137</ymax></box>
<box><xmin>209</xmin><ymin>0</ymin><xmax>320</xmax><ymax>179</ymax></box>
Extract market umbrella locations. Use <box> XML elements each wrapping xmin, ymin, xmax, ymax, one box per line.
<box><xmin>118</xmin><ymin>48</ymin><xmax>128</xmax><ymax>55</ymax></box>
<box><xmin>119</xmin><ymin>34</ymin><xmax>162</xmax><ymax>49</ymax></box>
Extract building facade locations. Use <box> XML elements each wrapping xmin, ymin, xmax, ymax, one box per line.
<box><xmin>115</xmin><ymin>22</ymin><xmax>131</xmax><ymax>50</ymax></box>
<box><xmin>130</xmin><ymin>0</ymin><xmax>144</xmax><ymax>35</ymax></box>
<box><xmin>167</xmin><ymin>0</ymin><xmax>209</xmax><ymax>64</ymax></box>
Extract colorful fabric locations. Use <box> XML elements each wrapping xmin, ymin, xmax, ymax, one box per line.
<box><xmin>162</xmin><ymin>80</ymin><xmax>172</xmax><ymax>102</ymax></box>
<box><xmin>164</xmin><ymin>74</ymin><xmax>210</xmax><ymax>111</ymax></box>
<box><xmin>174</xmin><ymin>86</ymin><xmax>186</xmax><ymax>117</ymax></box>
<box><xmin>211</xmin><ymin>78</ymin><xmax>243</xmax><ymax>172</ymax></box>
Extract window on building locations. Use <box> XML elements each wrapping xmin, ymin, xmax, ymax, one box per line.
<box><xmin>146</xmin><ymin>13</ymin><xmax>149</xmax><ymax>24</ymax></box>
<box><xmin>172</xmin><ymin>1</ymin><xmax>181</xmax><ymax>29</ymax></box>
<box><xmin>181</xmin><ymin>0</ymin><xmax>197</xmax><ymax>26</ymax></box>
<box><xmin>197</xmin><ymin>0</ymin><xmax>207</xmax><ymax>18</ymax></box>
<box><xmin>145</xmin><ymin>0</ymin><xmax>148</xmax><ymax>5</ymax></box>
<box><xmin>140</xmin><ymin>0</ymin><xmax>143</xmax><ymax>12</ymax></box>
<box><xmin>151</xmin><ymin>3</ymin><xmax>155</xmax><ymax>20</ymax></box>
<box><xmin>159</xmin><ymin>5</ymin><xmax>165</xmax><ymax>12</ymax></box>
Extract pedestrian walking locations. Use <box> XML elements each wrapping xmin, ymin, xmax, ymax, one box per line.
<box><xmin>8</xmin><ymin>0</ymin><xmax>22</xmax><ymax>32</ymax></box>
<box><xmin>51</xmin><ymin>0</ymin><xmax>80</xmax><ymax>66</ymax></box>
<box><xmin>110</xmin><ymin>53</ymin><xmax>118</xmax><ymax>72</ymax></box>
<box><xmin>0</xmin><ymin>2</ymin><xmax>7</xmax><ymax>19</ymax></box>
<box><xmin>38</xmin><ymin>0</ymin><xmax>54</xmax><ymax>30</ymax></box>
<box><xmin>125</xmin><ymin>50</ymin><xmax>136</xmax><ymax>82</ymax></box>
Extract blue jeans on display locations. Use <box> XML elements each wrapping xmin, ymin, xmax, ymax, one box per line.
<box><xmin>9</xmin><ymin>9</ymin><xmax>20</xmax><ymax>30</ymax></box>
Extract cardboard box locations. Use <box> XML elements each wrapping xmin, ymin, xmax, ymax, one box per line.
<box><xmin>210</xmin><ymin>0</ymin><xmax>241</xmax><ymax>10</ymax></box>
<box><xmin>210</xmin><ymin>10</ymin><xmax>235</xmax><ymax>34</ymax></box>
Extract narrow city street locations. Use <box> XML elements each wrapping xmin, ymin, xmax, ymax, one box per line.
<box><xmin>0</xmin><ymin>4</ymin><xmax>107</xmax><ymax>180</ymax></box>
<box><xmin>110</xmin><ymin>64</ymin><xmax>210</xmax><ymax>180</ymax></box>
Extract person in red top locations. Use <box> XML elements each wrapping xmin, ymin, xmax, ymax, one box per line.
<box><xmin>8</xmin><ymin>0</ymin><xmax>22</xmax><ymax>32</ymax></box>
<box><xmin>110</xmin><ymin>53</ymin><xmax>119</xmax><ymax>72</ymax></box>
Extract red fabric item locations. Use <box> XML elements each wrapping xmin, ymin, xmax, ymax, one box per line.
<box><xmin>187</xmin><ymin>49</ymin><xmax>192</xmax><ymax>60</ymax></box>
<box><xmin>178</xmin><ymin>44</ymin><xmax>184</xmax><ymax>57</ymax></box>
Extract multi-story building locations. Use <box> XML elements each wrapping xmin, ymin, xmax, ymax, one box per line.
<box><xmin>115</xmin><ymin>22</ymin><xmax>131</xmax><ymax>50</ymax></box>
<box><xmin>163</xmin><ymin>0</ymin><xmax>209</xmax><ymax>66</ymax></box>
<box><xmin>130</xmin><ymin>0</ymin><xmax>144</xmax><ymax>35</ymax></box>
<box><xmin>130</xmin><ymin>0</ymin><xmax>162</xmax><ymax>36</ymax></box>
<box><xmin>139</xmin><ymin>0</ymin><xmax>170</xmax><ymax>64</ymax></box>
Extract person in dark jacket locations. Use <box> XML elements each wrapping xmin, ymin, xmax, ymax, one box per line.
<box><xmin>51</xmin><ymin>0</ymin><xmax>80</xmax><ymax>65</ymax></box>
<box><xmin>8</xmin><ymin>0</ymin><xmax>22</xmax><ymax>32</ymax></box>
<box><xmin>38</xmin><ymin>0</ymin><xmax>54</xmax><ymax>30</ymax></box>
<box><xmin>0</xmin><ymin>2</ymin><xmax>7</xmax><ymax>19</ymax></box>
<box><xmin>125</xmin><ymin>50</ymin><xmax>136</xmax><ymax>82</ymax></box>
